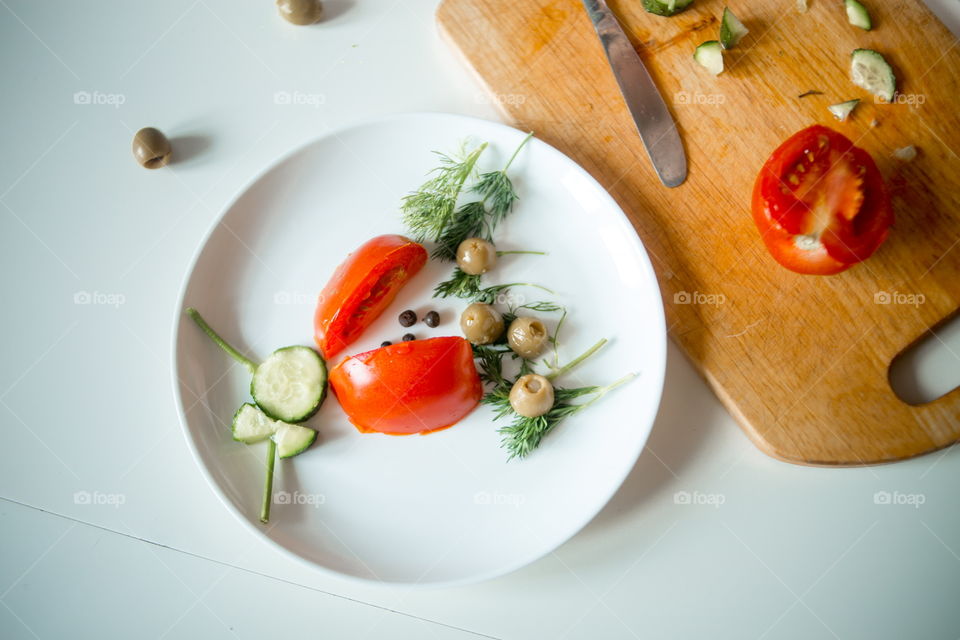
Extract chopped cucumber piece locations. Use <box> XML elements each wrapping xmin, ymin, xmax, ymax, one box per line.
<box><xmin>273</xmin><ymin>422</ymin><xmax>318</xmax><ymax>459</ymax></box>
<box><xmin>720</xmin><ymin>8</ymin><xmax>749</xmax><ymax>49</ymax></box>
<box><xmin>694</xmin><ymin>41</ymin><xmax>724</xmax><ymax>76</ymax></box>
<box><xmin>251</xmin><ymin>346</ymin><xmax>327</xmax><ymax>423</ymax></box>
<box><xmin>186</xmin><ymin>309</ymin><xmax>328</xmax><ymax>424</ymax></box>
<box><xmin>828</xmin><ymin>99</ymin><xmax>860</xmax><ymax>122</ymax></box>
<box><xmin>232</xmin><ymin>403</ymin><xmax>280</xmax><ymax>443</ymax></box>
<box><xmin>643</xmin><ymin>0</ymin><xmax>694</xmax><ymax>17</ymax></box>
<box><xmin>893</xmin><ymin>145</ymin><xmax>917</xmax><ymax>161</ymax></box>
<box><xmin>845</xmin><ymin>0</ymin><xmax>872</xmax><ymax>30</ymax></box>
<box><xmin>851</xmin><ymin>49</ymin><xmax>896</xmax><ymax>103</ymax></box>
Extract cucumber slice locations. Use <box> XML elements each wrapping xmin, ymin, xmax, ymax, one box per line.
<box><xmin>827</xmin><ymin>99</ymin><xmax>860</xmax><ymax>122</ymax></box>
<box><xmin>273</xmin><ymin>422</ymin><xmax>318</xmax><ymax>459</ymax></box>
<box><xmin>851</xmin><ymin>49</ymin><xmax>896</xmax><ymax>103</ymax></box>
<box><xmin>845</xmin><ymin>0</ymin><xmax>872</xmax><ymax>30</ymax></box>
<box><xmin>643</xmin><ymin>0</ymin><xmax>694</xmax><ymax>17</ymax></box>
<box><xmin>187</xmin><ymin>308</ymin><xmax>328</xmax><ymax>424</ymax></box>
<box><xmin>252</xmin><ymin>346</ymin><xmax>327</xmax><ymax>423</ymax></box>
<box><xmin>694</xmin><ymin>41</ymin><xmax>724</xmax><ymax>76</ymax></box>
<box><xmin>719</xmin><ymin>8</ymin><xmax>749</xmax><ymax>49</ymax></box>
<box><xmin>232</xmin><ymin>403</ymin><xmax>279</xmax><ymax>443</ymax></box>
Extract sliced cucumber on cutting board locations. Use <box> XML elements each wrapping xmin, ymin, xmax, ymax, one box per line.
<box><xmin>642</xmin><ymin>0</ymin><xmax>694</xmax><ymax>17</ymax></box>
<box><xmin>851</xmin><ymin>48</ymin><xmax>896</xmax><ymax>102</ymax></box>
<box><xmin>845</xmin><ymin>0</ymin><xmax>872</xmax><ymax>30</ymax></box>
<box><xmin>694</xmin><ymin>41</ymin><xmax>724</xmax><ymax>75</ymax></box>
<box><xmin>828</xmin><ymin>99</ymin><xmax>860</xmax><ymax>121</ymax></box>
<box><xmin>720</xmin><ymin>8</ymin><xmax>749</xmax><ymax>49</ymax></box>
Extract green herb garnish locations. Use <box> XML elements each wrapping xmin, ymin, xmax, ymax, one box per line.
<box><xmin>432</xmin><ymin>201</ymin><xmax>487</xmax><ymax>260</ymax></box>
<box><xmin>471</xmin><ymin>132</ymin><xmax>532</xmax><ymax>229</ymax></box>
<box><xmin>401</xmin><ymin>142</ymin><xmax>487</xmax><ymax>243</ymax></box>
<box><xmin>409</xmin><ymin>133</ymin><xmax>533</xmax><ymax>263</ymax></box>
<box><xmin>475</xmin><ymin>331</ymin><xmax>630</xmax><ymax>460</ymax></box>
<box><xmin>433</xmin><ymin>269</ymin><xmax>553</xmax><ymax>303</ymax></box>
<box><xmin>487</xmin><ymin>375</ymin><xmax>635</xmax><ymax>460</ymax></box>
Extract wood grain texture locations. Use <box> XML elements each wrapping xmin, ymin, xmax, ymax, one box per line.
<box><xmin>438</xmin><ymin>0</ymin><xmax>960</xmax><ymax>465</ymax></box>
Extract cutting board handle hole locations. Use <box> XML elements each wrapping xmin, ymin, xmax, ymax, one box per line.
<box><xmin>889</xmin><ymin>308</ymin><xmax>960</xmax><ymax>405</ymax></box>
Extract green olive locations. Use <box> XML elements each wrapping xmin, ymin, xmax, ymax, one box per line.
<box><xmin>459</xmin><ymin>302</ymin><xmax>504</xmax><ymax>345</ymax></box>
<box><xmin>509</xmin><ymin>374</ymin><xmax>555</xmax><ymax>418</ymax></box>
<box><xmin>132</xmin><ymin>127</ymin><xmax>172</xmax><ymax>169</ymax></box>
<box><xmin>276</xmin><ymin>0</ymin><xmax>322</xmax><ymax>25</ymax></box>
<box><xmin>456</xmin><ymin>237</ymin><xmax>497</xmax><ymax>275</ymax></box>
<box><xmin>507</xmin><ymin>316</ymin><xmax>548</xmax><ymax>359</ymax></box>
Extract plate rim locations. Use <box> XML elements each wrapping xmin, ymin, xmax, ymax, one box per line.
<box><xmin>170</xmin><ymin>111</ymin><xmax>667</xmax><ymax>588</ymax></box>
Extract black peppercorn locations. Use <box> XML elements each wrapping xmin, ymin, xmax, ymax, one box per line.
<box><xmin>402</xmin><ymin>333</ymin><xmax>415</xmax><ymax>342</ymax></box>
<box><xmin>423</xmin><ymin>310</ymin><xmax>440</xmax><ymax>327</ymax></box>
<box><xmin>399</xmin><ymin>310</ymin><xmax>417</xmax><ymax>327</ymax></box>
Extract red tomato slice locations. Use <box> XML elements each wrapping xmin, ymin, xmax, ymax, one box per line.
<box><xmin>751</xmin><ymin>125</ymin><xmax>893</xmax><ymax>275</ymax></box>
<box><xmin>314</xmin><ymin>235</ymin><xmax>427</xmax><ymax>359</ymax></box>
<box><xmin>329</xmin><ymin>337</ymin><xmax>482</xmax><ymax>435</ymax></box>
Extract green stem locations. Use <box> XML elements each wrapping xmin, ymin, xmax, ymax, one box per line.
<box><xmin>260</xmin><ymin>439</ymin><xmax>277</xmax><ymax>524</ymax></box>
<box><xmin>547</xmin><ymin>338</ymin><xmax>608</xmax><ymax>381</ymax></box>
<box><xmin>186</xmin><ymin>307</ymin><xmax>257</xmax><ymax>374</ymax></box>
<box><xmin>511</xmin><ymin>282</ymin><xmax>555</xmax><ymax>294</ymax></box>
<box><xmin>578</xmin><ymin>373</ymin><xmax>637</xmax><ymax>410</ymax></box>
<box><xmin>503</xmin><ymin>132</ymin><xmax>534</xmax><ymax>172</ymax></box>
<box><xmin>496</xmin><ymin>250</ymin><xmax>546</xmax><ymax>256</ymax></box>
<box><xmin>436</xmin><ymin>143</ymin><xmax>488</xmax><ymax>240</ymax></box>
<box><xmin>550</xmin><ymin>308</ymin><xmax>568</xmax><ymax>369</ymax></box>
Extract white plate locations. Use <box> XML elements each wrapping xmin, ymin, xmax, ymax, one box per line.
<box><xmin>172</xmin><ymin>113</ymin><xmax>666</xmax><ymax>587</ymax></box>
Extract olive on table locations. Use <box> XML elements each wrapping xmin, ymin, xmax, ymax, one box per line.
<box><xmin>507</xmin><ymin>316</ymin><xmax>548</xmax><ymax>359</ymax></box>
<box><xmin>459</xmin><ymin>302</ymin><xmax>504</xmax><ymax>345</ymax></box>
<box><xmin>509</xmin><ymin>374</ymin><xmax>555</xmax><ymax>418</ymax></box>
<box><xmin>276</xmin><ymin>0</ymin><xmax>323</xmax><ymax>25</ymax></box>
<box><xmin>132</xmin><ymin>127</ymin><xmax>172</xmax><ymax>169</ymax></box>
<box><xmin>423</xmin><ymin>310</ymin><xmax>440</xmax><ymax>327</ymax></box>
<box><xmin>456</xmin><ymin>238</ymin><xmax>497</xmax><ymax>275</ymax></box>
<box><xmin>399</xmin><ymin>309</ymin><xmax>417</xmax><ymax>327</ymax></box>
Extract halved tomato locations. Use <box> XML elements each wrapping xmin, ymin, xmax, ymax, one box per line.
<box><xmin>314</xmin><ymin>235</ymin><xmax>427</xmax><ymax>359</ymax></box>
<box><xmin>751</xmin><ymin>125</ymin><xmax>893</xmax><ymax>275</ymax></box>
<box><xmin>329</xmin><ymin>336</ymin><xmax>482</xmax><ymax>435</ymax></box>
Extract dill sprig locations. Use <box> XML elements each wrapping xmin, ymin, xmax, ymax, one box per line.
<box><xmin>401</xmin><ymin>142</ymin><xmax>488</xmax><ymax>242</ymax></box>
<box><xmin>431</xmin><ymin>201</ymin><xmax>487</xmax><ymax>260</ymax></box>
<box><xmin>433</xmin><ymin>268</ymin><xmax>481</xmax><ymax>299</ymax></box>
<box><xmin>546</xmin><ymin>338</ymin><xmax>607</xmax><ymax>380</ymax></box>
<box><xmin>425</xmin><ymin>133</ymin><xmax>534</xmax><ymax>262</ymax></box>
<box><xmin>474</xmin><ymin>282</ymin><xmax>553</xmax><ymax>305</ymax></box>
<box><xmin>475</xmin><ymin>328</ymin><xmax>628</xmax><ymax>460</ymax></box>
<box><xmin>548</xmin><ymin>308</ymin><xmax>568</xmax><ymax>369</ymax></box>
<box><xmin>473</xmin><ymin>344</ymin><xmax>512</xmax><ymax>389</ymax></box>
<box><xmin>511</xmin><ymin>300</ymin><xmax>563</xmax><ymax>314</ymax></box>
<box><xmin>490</xmin><ymin>375</ymin><xmax>635</xmax><ymax>460</ymax></box>
<box><xmin>433</xmin><ymin>269</ymin><xmax>553</xmax><ymax>303</ymax></box>
<box><xmin>472</xmin><ymin>132</ymin><xmax>533</xmax><ymax>227</ymax></box>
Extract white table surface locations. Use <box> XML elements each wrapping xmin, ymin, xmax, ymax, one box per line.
<box><xmin>2</xmin><ymin>1</ymin><xmax>959</xmax><ymax>638</ymax></box>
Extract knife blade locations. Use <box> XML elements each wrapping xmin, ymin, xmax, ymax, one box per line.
<box><xmin>582</xmin><ymin>0</ymin><xmax>687</xmax><ymax>187</ymax></box>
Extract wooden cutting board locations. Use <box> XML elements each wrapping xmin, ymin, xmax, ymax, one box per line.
<box><xmin>437</xmin><ymin>0</ymin><xmax>960</xmax><ymax>465</ymax></box>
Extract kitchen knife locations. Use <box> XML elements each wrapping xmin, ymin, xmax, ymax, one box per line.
<box><xmin>582</xmin><ymin>0</ymin><xmax>687</xmax><ymax>187</ymax></box>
